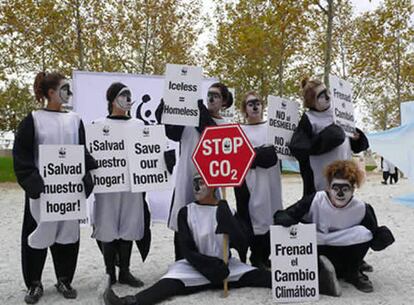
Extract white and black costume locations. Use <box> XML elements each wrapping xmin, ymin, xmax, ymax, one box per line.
<box><xmin>289</xmin><ymin>107</ymin><xmax>369</xmax><ymax>196</ymax></box>
<box><xmin>107</xmin><ymin>201</ymin><xmax>271</xmax><ymax>305</ymax></box>
<box><xmin>274</xmin><ymin>191</ymin><xmax>394</xmax><ymax>279</ymax></box>
<box><xmin>13</xmin><ymin>109</ymin><xmax>97</xmax><ymax>289</ymax></box>
<box><xmin>91</xmin><ymin>116</ymin><xmax>151</xmax><ymax>283</ymax></box>
<box><xmin>159</xmin><ymin>103</ymin><xmax>225</xmax><ymax>260</ymax></box>
<box><xmin>234</xmin><ymin>122</ymin><xmax>282</xmax><ymax>267</ymax></box>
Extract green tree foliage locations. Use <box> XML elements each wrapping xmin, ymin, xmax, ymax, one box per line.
<box><xmin>0</xmin><ymin>80</ymin><xmax>37</xmax><ymax>132</ymax></box>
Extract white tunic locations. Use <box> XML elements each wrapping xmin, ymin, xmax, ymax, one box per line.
<box><xmin>162</xmin><ymin>203</ymin><xmax>255</xmax><ymax>286</ymax></box>
<box><xmin>168</xmin><ymin>117</ymin><xmax>226</xmax><ymax>231</ymax></box>
<box><xmin>241</xmin><ymin>122</ymin><xmax>283</xmax><ymax>235</ymax></box>
<box><xmin>303</xmin><ymin>191</ymin><xmax>373</xmax><ymax>246</ymax></box>
<box><xmin>91</xmin><ymin>117</ymin><xmax>146</xmax><ymax>242</ymax></box>
<box><xmin>306</xmin><ymin>108</ymin><xmax>352</xmax><ymax>191</ymax></box>
<box><xmin>29</xmin><ymin>110</ymin><xmax>81</xmax><ymax>249</ymax></box>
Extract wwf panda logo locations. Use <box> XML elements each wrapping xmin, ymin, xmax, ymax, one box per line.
<box><xmin>135</xmin><ymin>94</ymin><xmax>158</xmax><ymax>125</ymax></box>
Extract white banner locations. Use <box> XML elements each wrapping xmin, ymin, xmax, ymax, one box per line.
<box><xmin>267</xmin><ymin>96</ymin><xmax>299</xmax><ymax>160</ymax></box>
<box><xmin>329</xmin><ymin>75</ymin><xmax>355</xmax><ymax>136</ymax></box>
<box><xmin>127</xmin><ymin>125</ymin><xmax>172</xmax><ymax>192</ymax></box>
<box><xmin>270</xmin><ymin>224</ymin><xmax>319</xmax><ymax>303</ymax></box>
<box><xmin>161</xmin><ymin>64</ymin><xmax>202</xmax><ymax>126</ymax></box>
<box><xmin>39</xmin><ymin>145</ymin><xmax>86</xmax><ymax>222</ymax></box>
<box><xmin>86</xmin><ymin>121</ymin><xmax>130</xmax><ymax>193</ymax></box>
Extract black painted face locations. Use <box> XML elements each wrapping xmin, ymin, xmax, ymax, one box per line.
<box><xmin>193</xmin><ymin>177</ymin><xmax>210</xmax><ymax>201</ymax></box>
<box><xmin>329</xmin><ymin>178</ymin><xmax>354</xmax><ymax>208</ymax></box>
<box><xmin>207</xmin><ymin>87</ymin><xmax>223</xmax><ymax>113</ymax></box>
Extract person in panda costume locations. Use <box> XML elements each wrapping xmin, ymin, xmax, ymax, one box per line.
<box><xmin>102</xmin><ymin>172</ymin><xmax>272</xmax><ymax>305</ymax></box>
<box><xmin>289</xmin><ymin>78</ymin><xmax>369</xmax><ymax>197</ymax></box>
<box><xmin>234</xmin><ymin>91</ymin><xmax>282</xmax><ymax>269</ymax></box>
<box><xmin>13</xmin><ymin>72</ymin><xmax>98</xmax><ymax>304</ymax></box>
<box><xmin>274</xmin><ymin>160</ymin><xmax>394</xmax><ymax>296</ymax></box>
<box><xmin>91</xmin><ymin>82</ymin><xmax>155</xmax><ymax>288</ymax></box>
<box><xmin>155</xmin><ymin>83</ymin><xmax>233</xmax><ymax>260</ymax></box>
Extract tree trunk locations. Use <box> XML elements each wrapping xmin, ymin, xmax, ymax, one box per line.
<box><xmin>75</xmin><ymin>0</ymin><xmax>85</xmax><ymax>70</ymax></box>
<box><xmin>323</xmin><ymin>0</ymin><xmax>334</xmax><ymax>88</ymax></box>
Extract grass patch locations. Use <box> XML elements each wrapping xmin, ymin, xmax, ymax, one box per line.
<box><xmin>0</xmin><ymin>156</ymin><xmax>16</xmax><ymax>182</ymax></box>
<box><xmin>365</xmin><ymin>165</ymin><xmax>378</xmax><ymax>172</ymax></box>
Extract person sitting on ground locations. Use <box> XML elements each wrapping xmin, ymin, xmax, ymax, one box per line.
<box><xmin>274</xmin><ymin>160</ymin><xmax>394</xmax><ymax>296</ymax></box>
<box><xmin>103</xmin><ymin>172</ymin><xmax>272</xmax><ymax>305</ymax></box>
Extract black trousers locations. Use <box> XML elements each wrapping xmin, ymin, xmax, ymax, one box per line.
<box><xmin>317</xmin><ymin>242</ymin><xmax>370</xmax><ymax>278</ymax></box>
<box><xmin>249</xmin><ymin>232</ymin><xmax>270</xmax><ymax>266</ymax></box>
<box><xmin>21</xmin><ymin>197</ymin><xmax>79</xmax><ymax>288</ymax></box>
<box><xmin>383</xmin><ymin>171</ymin><xmax>390</xmax><ymax>182</ymax></box>
<box><xmin>133</xmin><ymin>268</ymin><xmax>271</xmax><ymax>305</ymax></box>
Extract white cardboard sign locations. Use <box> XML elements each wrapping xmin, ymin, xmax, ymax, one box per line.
<box><xmin>329</xmin><ymin>75</ymin><xmax>355</xmax><ymax>136</ymax></box>
<box><xmin>86</xmin><ymin>121</ymin><xmax>131</xmax><ymax>193</ymax></box>
<box><xmin>270</xmin><ymin>224</ymin><xmax>319</xmax><ymax>303</ymax></box>
<box><xmin>39</xmin><ymin>145</ymin><xmax>86</xmax><ymax>222</ymax></box>
<box><xmin>127</xmin><ymin>125</ymin><xmax>172</xmax><ymax>192</ymax></box>
<box><xmin>267</xmin><ymin>96</ymin><xmax>299</xmax><ymax>160</ymax></box>
<box><xmin>162</xmin><ymin>64</ymin><xmax>202</xmax><ymax>126</ymax></box>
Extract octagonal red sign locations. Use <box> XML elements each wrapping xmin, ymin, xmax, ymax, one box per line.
<box><xmin>192</xmin><ymin>124</ymin><xmax>256</xmax><ymax>187</ymax></box>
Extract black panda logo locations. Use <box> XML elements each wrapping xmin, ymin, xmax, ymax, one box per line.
<box><xmin>136</xmin><ymin>94</ymin><xmax>157</xmax><ymax>125</ymax></box>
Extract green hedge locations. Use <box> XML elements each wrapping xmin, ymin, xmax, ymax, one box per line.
<box><xmin>0</xmin><ymin>156</ymin><xmax>16</xmax><ymax>182</ymax></box>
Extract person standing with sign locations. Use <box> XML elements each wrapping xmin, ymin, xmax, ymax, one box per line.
<box><xmin>91</xmin><ymin>82</ymin><xmax>152</xmax><ymax>288</ymax></box>
<box><xmin>102</xmin><ymin>172</ymin><xmax>271</xmax><ymax>305</ymax></box>
<box><xmin>289</xmin><ymin>78</ymin><xmax>369</xmax><ymax>197</ymax></box>
<box><xmin>156</xmin><ymin>82</ymin><xmax>233</xmax><ymax>260</ymax></box>
<box><xmin>234</xmin><ymin>91</ymin><xmax>282</xmax><ymax>269</ymax></box>
<box><xmin>13</xmin><ymin>72</ymin><xmax>97</xmax><ymax>304</ymax></box>
<box><xmin>274</xmin><ymin>160</ymin><xmax>394</xmax><ymax>296</ymax></box>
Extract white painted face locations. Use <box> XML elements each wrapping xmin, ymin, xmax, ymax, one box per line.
<box><xmin>329</xmin><ymin>178</ymin><xmax>354</xmax><ymax>208</ymax></box>
<box><xmin>57</xmin><ymin>80</ymin><xmax>73</xmax><ymax>104</ymax></box>
<box><xmin>245</xmin><ymin>95</ymin><xmax>263</xmax><ymax>120</ymax></box>
<box><xmin>115</xmin><ymin>87</ymin><xmax>134</xmax><ymax>111</ymax></box>
<box><xmin>193</xmin><ymin>176</ymin><xmax>210</xmax><ymax>201</ymax></box>
<box><xmin>314</xmin><ymin>84</ymin><xmax>331</xmax><ymax>112</ymax></box>
<box><xmin>207</xmin><ymin>87</ymin><xmax>223</xmax><ymax>115</ymax></box>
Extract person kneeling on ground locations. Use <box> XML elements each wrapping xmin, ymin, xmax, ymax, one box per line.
<box><xmin>274</xmin><ymin>160</ymin><xmax>394</xmax><ymax>296</ymax></box>
<box><xmin>103</xmin><ymin>172</ymin><xmax>271</xmax><ymax>305</ymax></box>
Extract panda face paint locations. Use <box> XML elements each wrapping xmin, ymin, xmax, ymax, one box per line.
<box><xmin>57</xmin><ymin>80</ymin><xmax>72</xmax><ymax>104</ymax></box>
<box><xmin>207</xmin><ymin>87</ymin><xmax>223</xmax><ymax>114</ymax></box>
<box><xmin>193</xmin><ymin>177</ymin><xmax>210</xmax><ymax>201</ymax></box>
<box><xmin>314</xmin><ymin>85</ymin><xmax>331</xmax><ymax>112</ymax></box>
<box><xmin>329</xmin><ymin>178</ymin><xmax>354</xmax><ymax>208</ymax></box>
<box><xmin>115</xmin><ymin>87</ymin><xmax>134</xmax><ymax>111</ymax></box>
<box><xmin>245</xmin><ymin>96</ymin><xmax>263</xmax><ymax>120</ymax></box>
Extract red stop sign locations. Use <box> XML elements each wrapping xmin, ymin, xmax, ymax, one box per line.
<box><xmin>192</xmin><ymin>124</ymin><xmax>256</xmax><ymax>187</ymax></box>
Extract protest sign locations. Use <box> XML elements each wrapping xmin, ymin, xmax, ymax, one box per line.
<box><xmin>329</xmin><ymin>75</ymin><xmax>355</xmax><ymax>136</ymax></box>
<box><xmin>127</xmin><ymin>125</ymin><xmax>172</xmax><ymax>192</ymax></box>
<box><xmin>161</xmin><ymin>64</ymin><xmax>202</xmax><ymax>126</ymax></box>
<box><xmin>192</xmin><ymin>124</ymin><xmax>255</xmax><ymax>187</ymax></box>
<box><xmin>86</xmin><ymin>121</ymin><xmax>130</xmax><ymax>193</ymax></box>
<box><xmin>39</xmin><ymin>145</ymin><xmax>86</xmax><ymax>222</ymax></box>
<box><xmin>267</xmin><ymin>96</ymin><xmax>299</xmax><ymax>160</ymax></box>
<box><xmin>270</xmin><ymin>224</ymin><xmax>319</xmax><ymax>303</ymax></box>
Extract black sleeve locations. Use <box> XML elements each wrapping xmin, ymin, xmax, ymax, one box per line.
<box><xmin>273</xmin><ymin>193</ymin><xmax>316</xmax><ymax>226</ymax></box>
<box><xmin>361</xmin><ymin>204</ymin><xmax>395</xmax><ymax>251</ymax></box>
<box><xmin>288</xmin><ymin>114</ymin><xmax>313</xmax><ymax>161</ymax></box>
<box><xmin>163</xmin><ymin>149</ymin><xmax>176</xmax><ymax>174</ymax></box>
<box><xmin>178</xmin><ymin>207</ymin><xmax>229</xmax><ymax>285</ymax></box>
<box><xmin>12</xmin><ymin>113</ymin><xmax>44</xmax><ymax>199</ymax></box>
<box><xmin>350</xmin><ymin>128</ymin><xmax>369</xmax><ymax>153</ymax></box>
<box><xmin>164</xmin><ymin>125</ymin><xmax>185</xmax><ymax>142</ymax></box>
<box><xmin>215</xmin><ymin>200</ymin><xmax>250</xmax><ymax>261</ymax></box>
<box><xmin>79</xmin><ymin>120</ymin><xmax>98</xmax><ymax>198</ymax></box>
<box><xmin>251</xmin><ymin>146</ymin><xmax>278</xmax><ymax>169</ymax></box>
<box><xmin>309</xmin><ymin>123</ymin><xmax>346</xmax><ymax>155</ymax></box>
